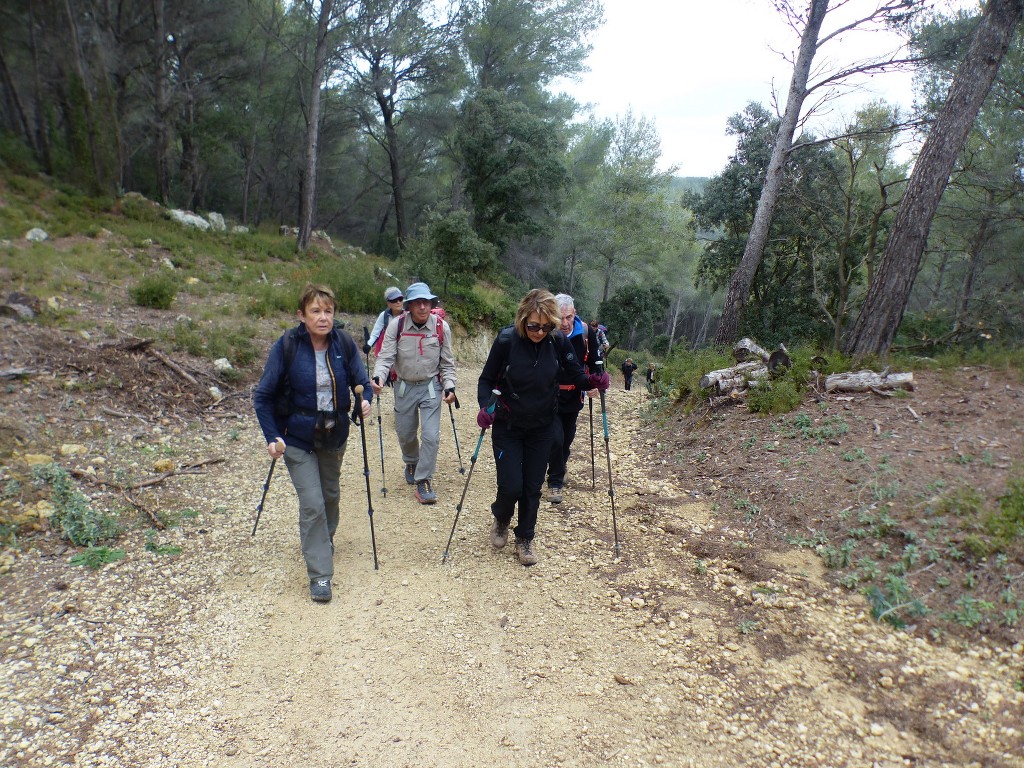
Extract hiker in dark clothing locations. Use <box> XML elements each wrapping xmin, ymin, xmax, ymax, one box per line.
<box><xmin>253</xmin><ymin>284</ymin><xmax>373</xmax><ymax>604</ymax></box>
<box><xmin>476</xmin><ymin>289</ymin><xmax>610</xmax><ymax>565</ymax></box>
<box><xmin>546</xmin><ymin>293</ymin><xmax>602</xmax><ymax>505</ymax></box>
<box><xmin>621</xmin><ymin>358</ymin><xmax>638</xmax><ymax>390</ymax></box>
<box><xmin>646</xmin><ymin>362</ymin><xmax>656</xmax><ymax>393</ymax></box>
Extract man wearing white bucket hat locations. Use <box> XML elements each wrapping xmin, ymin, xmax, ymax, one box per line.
<box><xmin>371</xmin><ymin>281</ymin><xmax>457</xmax><ymax>504</ymax></box>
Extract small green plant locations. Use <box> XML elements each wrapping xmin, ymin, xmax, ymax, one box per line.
<box><xmin>694</xmin><ymin>559</ymin><xmax>707</xmax><ymax>575</ymax></box>
<box><xmin>129</xmin><ymin>273</ymin><xmax>178</xmax><ymax>309</ymax></box>
<box><xmin>69</xmin><ymin>546</ymin><xmax>126</xmax><ymax>568</ymax></box>
<box><xmin>145</xmin><ymin>531</ymin><xmax>182</xmax><ymax>556</ymax></box>
<box><xmin>747</xmin><ymin>379</ymin><xmax>802</xmax><ymax>415</ymax></box>
<box><xmin>33</xmin><ymin>463</ymin><xmax>121</xmax><ymax>546</ymax></box>
<box><xmin>738</xmin><ymin>620</ymin><xmax>761</xmax><ymax>635</ymax></box>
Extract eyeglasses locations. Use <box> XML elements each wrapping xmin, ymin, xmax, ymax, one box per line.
<box><xmin>525</xmin><ymin>322</ymin><xmax>556</xmax><ymax>333</ymax></box>
<box><xmin>388</xmin><ymin>296</ymin><xmax>403</xmax><ymax>302</ymax></box>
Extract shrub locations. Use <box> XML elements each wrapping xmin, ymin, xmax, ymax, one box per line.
<box><xmin>33</xmin><ymin>463</ymin><xmax>121</xmax><ymax>546</ymax></box>
<box><xmin>130</xmin><ymin>273</ymin><xmax>178</xmax><ymax>309</ymax></box>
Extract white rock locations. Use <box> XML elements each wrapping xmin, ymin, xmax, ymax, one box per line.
<box><xmin>25</xmin><ymin>227</ymin><xmax>49</xmax><ymax>242</ymax></box>
<box><xmin>168</xmin><ymin>209</ymin><xmax>211</xmax><ymax>230</ymax></box>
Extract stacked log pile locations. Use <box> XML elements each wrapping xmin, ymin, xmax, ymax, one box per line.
<box><xmin>700</xmin><ymin>337</ymin><xmax>914</xmax><ymax>398</ymax></box>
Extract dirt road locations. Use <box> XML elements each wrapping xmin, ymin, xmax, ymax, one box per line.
<box><xmin>2</xmin><ymin>366</ymin><xmax>1022</xmax><ymax>768</ymax></box>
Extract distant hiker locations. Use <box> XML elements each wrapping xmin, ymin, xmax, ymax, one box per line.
<box><xmin>590</xmin><ymin>319</ymin><xmax>610</xmax><ymax>354</ymax></box>
<box><xmin>371</xmin><ymin>281</ymin><xmax>456</xmax><ymax>505</ymax></box>
<box><xmin>253</xmin><ymin>284</ymin><xmax>373</xmax><ymax>604</ymax></box>
<box><xmin>366</xmin><ymin>286</ymin><xmax>405</xmax><ymax>356</ymax></box>
<box><xmin>645</xmin><ymin>362</ymin><xmax>656</xmax><ymax>393</ymax></box>
<box><xmin>546</xmin><ymin>293</ymin><xmax>602</xmax><ymax>505</ymax></box>
<box><xmin>621</xmin><ymin>358</ymin><xmax>638</xmax><ymax>390</ymax></box>
<box><xmin>476</xmin><ymin>289</ymin><xmax>609</xmax><ymax>566</ymax></box>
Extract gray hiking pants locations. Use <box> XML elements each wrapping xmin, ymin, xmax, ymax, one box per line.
<box><xmin>393</xmin><ymin>379</ymin><xmax>441</xmax><ymax>482</ymax></box>
<box><xmin>283</xmin><ymin>443</ymin><xmax>346</xmax><ymax>582</ymax></box>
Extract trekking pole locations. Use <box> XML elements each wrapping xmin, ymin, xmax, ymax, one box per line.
<box><xmin>373</xmin><ymin>377</ymin><xmax>387</xmax><ymax>497</ymax></box>
<box><xmin>251</xmin><ymin>438</ymin><xmax>284</xmax><ymax>536</ymax></box>
<box><xmin>449</xmin><ymin>394</ymin><xmax>465</xmax><ymax>474</ymax></box>
<box><xmin>442</xmin><ymin>389</ymin><xmax>500</xmax><ymax>564</ymax></box>
<box><xmin>596</xmin><ymin>362</ymin><xmax>620</xmax><ymax>556</ymax></box>
<box><xmin>589</xmin><ymin>396</ymin><xmax>596</xmax><ymax>490</ymax></box>
<box><xmin>353</xmin><ymin>386</ymin><xmax>379</xmax><ymax>570</ymax></box>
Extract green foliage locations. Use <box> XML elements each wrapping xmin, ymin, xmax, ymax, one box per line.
<box><xmin>747</xmin><ymin>378</ymin><xmax>801</xmax><ymax>415</ymax></box>
<box><xmin>145</xmin><ymin>531</ymin><xmax>182</xmax><ymax>556</ymax></box>
<box><xmin>33</xmin><ymin>463</ymin><xmax>121</xmax><ymax>547</ymax></box>
<box><xmin>656</xmin><ymin>346</ymin><xmax>733</xmax><ymax>405</ymax></box>
<box><xmin>0</xmin><ymin>132</ymin><xmax>40</xmax><ymax>176</ymax></box>
<box><xmin>130</xmin><ymin>273</ymin><xmax>178</xmax><ymax>309</ymax></box>
<box><xmin>310</xmin><ymin>259</ymin><xmax>381</xmax><ymax>315</ymax></box>
<box><xmin>69</xmin><ymin>546</ymin><xmax>126</xmax><ymax>568</ymax></box>
<box><xmin>985</xmin><ymin>474</ymin><xmax>1024</xmax><ymax>545</ymax></box>
<box><xmin>406</xmin><ymin>209</ymin><xmax>499</xmax><ymax>293</ymax></box>
<box><xmin>598</xmin><ymin>283</ymin><xmax>671</xmax><ymax>351</ymax></box>
<box><xmin>169</xmin><ymin>318</ymin><xmax>261</xmax><ymax>366</ymax></box>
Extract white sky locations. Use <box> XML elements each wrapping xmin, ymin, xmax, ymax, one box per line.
<box><xmin>558</xmin><ymin>0</ymin><xmax>976</xmax><ymax>177</ymax></box>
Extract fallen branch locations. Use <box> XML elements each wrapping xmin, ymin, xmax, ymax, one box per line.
<box><xmin>119</xmin><ymin>488</ymin><xmax>164</xmax><ymax>529</ymax></box>
<box><xmin>146</xmin><ymin>348</ymin><xmax>200</xmax><ymax>387</ymax></box>
<box><xmin>0</xmin><ymin>367</ymin><xmax>36</xmax><ymax>378</ymax></box>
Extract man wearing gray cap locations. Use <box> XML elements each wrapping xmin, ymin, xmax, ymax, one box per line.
<box><xmin>371</xmin><ymin>282</ymin><xmax>457</xmax><ymax>504</ymax></box>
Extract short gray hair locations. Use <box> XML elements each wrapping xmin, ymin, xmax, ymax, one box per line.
<box><xmin>553</xmin><ymin>293</ymin><xmax>575</xmax><ymax>312</ymax></box>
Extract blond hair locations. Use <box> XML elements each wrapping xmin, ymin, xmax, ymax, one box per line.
<box><xmin>513</xmin><ymin>289</ymin><xmax>560</xmax><ymax>338</ymax></box>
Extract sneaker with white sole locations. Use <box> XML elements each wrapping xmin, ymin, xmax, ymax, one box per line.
<box><xmin>547</xmin><ymin>485</ymin><xmax>563</xmax><ymax>504</ymax></box>
<box><xmin>310</xmin><ymin>578</ymin><xmax>332</xmax><ymax>603</ymax></box>
<box><xmin>415</xmin><ymin>479</ymin><xmax>437</xmax><ymax>504</ymax></box>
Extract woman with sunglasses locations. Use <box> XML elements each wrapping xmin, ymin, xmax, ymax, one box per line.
<box><xmin>476</xmin><ymin>289</ymin><xmax>610</xmax><ymax>565</ymax></box>
<box><xmin>365</xmin><ymin>286</ymin><xmax>405</xmax><ymax>356</ymax></box>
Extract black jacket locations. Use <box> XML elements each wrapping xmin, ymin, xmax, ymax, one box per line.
<box><xmin>556</xmin><ymin>321</ymin><xmax>602</xmax><ymax>413</ymax></box>
<box><xmin>478</xmin><ymin>327</ymin><xmax>594</xmax><ymax>430</ymax></box>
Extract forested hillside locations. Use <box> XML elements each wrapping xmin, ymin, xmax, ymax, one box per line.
<box><xmin>1</xmin><ymin>0</ymin><xmax>1023</xmax><ymax>357</ymax></box>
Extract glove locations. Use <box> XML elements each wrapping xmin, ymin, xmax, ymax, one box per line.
<box><xmin>587</xmin><ymin>372</ymin><xmax>611</xmax><ymax>392</ymax></box>
<box><xmin>362</xmin><ymin>343</ymin><xmax>372</xmax><ymax>355</ymax></box>
<box><xmin>477</xmin><ymin>408</ymin><xmax>495</xmax><ymax>429</ymax></box>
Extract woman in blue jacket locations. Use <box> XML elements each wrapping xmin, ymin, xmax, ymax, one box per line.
<box><xmin>253</xmin><ymin>284</ymin><xmax>372</xmax><ymax>603</ymax></box>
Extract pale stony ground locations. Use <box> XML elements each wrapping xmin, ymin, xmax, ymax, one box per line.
<box><xmin>2</xmin><ymin>367</ymin><xmax>1023</xmax><ymax>768</ymax></box>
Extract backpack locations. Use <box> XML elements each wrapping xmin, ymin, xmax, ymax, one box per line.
<box><xmin>275</xmin><ymin>320</ymin><xmax>358</xmax><ymax>416</ymax></box>
<box><xmin>384</xmin><ymin>308</ymin><xmax>446</xmax><ymax>383</ymax></box>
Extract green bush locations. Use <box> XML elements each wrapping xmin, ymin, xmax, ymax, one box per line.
<box><xmin>33</xmin><ymin>463</ymin><xmax>121</xmax><ymax>547</ymax></box>
<box><xmin>130</xmin><ymin>273</ymin><xmax>178</xmax><ymax>309</ymax></box>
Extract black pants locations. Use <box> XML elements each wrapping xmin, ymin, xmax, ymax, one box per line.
<box><xmin>624</xmin><ymin>375</ymin><xmax>633</xmax><ymax>390</ymax></box>
<box><xmin>546</xmin><ymin>409</ymin><xmax>581</xmax><ymax>488</ymax></box>
<box><xmin>490</xmin><ymin>419</ymin><xmax>556</xmax><ymax>542</ymax></box>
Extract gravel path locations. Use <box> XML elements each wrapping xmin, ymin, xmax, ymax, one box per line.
<box><xmin>2</xmin><ymin>369</ymin><xmax>1022</xmax><ymax>768</ymax></box>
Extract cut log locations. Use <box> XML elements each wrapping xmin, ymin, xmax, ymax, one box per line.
<box><xmin>732</xmin><ymin>337</ymin><xmax>770</xmax><ymax>363</ymax></box>
<box><xmin>713</xmin><ymin>366</ymin><xmax>769</xmax><ymax>394</ymax></box>
<box><xmin>824</xmin><ymin>370</ymin><xmax>914</xmax><ymax>393</ymax></box>
<box><xmin>699</xmin><ymin>361</ymin><xmax>764</xmax><ymax>390</ymax></box>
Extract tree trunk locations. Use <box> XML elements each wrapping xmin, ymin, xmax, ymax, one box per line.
<box><xmin>843</xmin><ymin>0</ymin><xmax>1023</xmax><ymax>358</ymax></box>
<box><xmin>297</xmin><ymin>0</ymin><xmax>336</xmax><ymax>253</ymax></box>
<box><xmin>714</xmin><ymin>0</ymin><xmax>830</xmax><ymax>345</ymax></box>
<box><xmin>954</xmin><ymin>186</ymin><xmax>997</xmax><ymax>334</ymax></box>
<box><xmin>152</xmin><ymin>0</ymin><xmax>171</xmax><ymax>205</ymax></box>
<box><xmin>0</xmin><ymin>45</ymin><xmax>32</xmax><ymax>145</ymax></box>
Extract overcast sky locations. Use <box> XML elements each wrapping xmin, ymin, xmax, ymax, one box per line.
<box><xmin>558</xmin><ymin>0</ymin><xmax>976</xmax><ymax>177</ymax></box>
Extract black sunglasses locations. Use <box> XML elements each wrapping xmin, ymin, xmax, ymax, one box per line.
<box><xmin>525</xmin><ymin>322</ymin><xmax>556</xmax><ymax>333</ymax></box>
<box><xmin>389</xmin><ymin>296</ymin><xmax>404</xmax><ymax>302</ymax></box>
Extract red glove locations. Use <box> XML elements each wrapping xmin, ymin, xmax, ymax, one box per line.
<box><xmin>587</xmin><ymin>372</ymin><xmax>610</xmax><ymax>391</ymax></box>
<box><xmin>477</xmin><ymin>408</ymin><xmax>495</xmax><ymax>429</ymax></box>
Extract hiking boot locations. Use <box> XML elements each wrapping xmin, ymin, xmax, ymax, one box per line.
<box><xmin>491</xmin><ymin>518</ymin><xmax>510</xmax><ymax>549</ymax></box>
<box><xmin>415</xmin><ymin>479</ymin><xmax>437</xmax><ymax>504</ymax></box>
<box><xmin>515</xmin><ymin>537</ymin><xmax>538</xmax><ymax>566</ymax></box>
<box><xmin>310</xmin><ymin>578</ymin><xmax>332</xmax><ymax>603</ymax></box>
<box><xmin>404</xmin><ymin>464</ymin><xmax>416</xmax><ymax>484</ymax></box>
<box><xmin>547</xmin><ymin>485</ymin><xmax>564</xmax><ymax>504</ymax></box>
